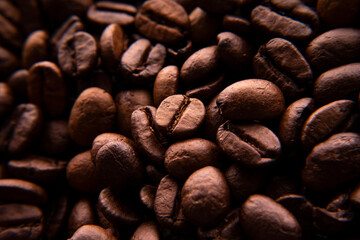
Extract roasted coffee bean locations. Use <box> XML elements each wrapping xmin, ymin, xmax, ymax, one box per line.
<box><xmin>91</xmin><ymin>132</ymin><xmax>132</xmax><ymax>160</ymax></box>
<box><xmin>66</xmin><ymin>150</ymin><xmax>103</xmax><ymax>193</ymax></box>
<box><xmin>253</xmin><ymin>38</ymin><xmax>313</xmax><ymax>98</ymax></box>
<box><xmin>100</xmin><ymin>24</ymin><xmax>124</xmax><ymax>73</ymax></box>
<box><xmin>0</xmin><ymin>82</ymin><xmax>14</xmax><ymax>117</ymax></box>
<box><xmin>197</xmin><ymin>208</ymin><xmax>243</xmax><ymax>240</ymax></box>
<box><xmin>0</xmin><ymin>203</ymin><xmax>43</xmax><ymax>240</ymax></box>
<box><xmin>139</xmin><ymin>185</ymin><xmax>157</xmax><ymax>210</ymax></box>
<box><xmin>40</xmin><ymin>119</ymin><xmax>72</xmax><ymax>156</ymax></box>
<box><xmin>180</xmin><ymin>45</ymin><xmax>219</xmax><ymax>87</ymax></box>
<box><xmin>305</xmin><ymin>28</ymin><xmax>360</xmax><ymax>73</ymax></box>
<box><xmin>216</xmin><ymin>79</ymin><xmax>285</xmax><ymax>121</ymax></box>
<box><xmin>0</xmin><ymin>178</ymin><xmax>47</xmax><ymax>205</ymax></box>
<box><xmin>57</xmin><ymin>31</ymin><xmax>98</xmax><ymax>78</ymax></box>
<box><xmin>155</xmin><ymin>94</ymin><xmax>205</xmax><ymax>139</ymax></box>
<box><xmin>240</xmin><ymin>194</ymin><xmax>302</xmax><ymax>240</ymax></box>
<box><xmin>22</xmin><ymin>30</ymin><xmax>49</xmax><ymax>69</ymax></box>
<box><xmin>181</xmin><ymin>166</ymin><xmax>230</xmax><ymax>227</ymax></box>
<box><xmin>28</xmin><ymin>61</ymin><xmax>67</xmax><ymax>117</ymax></box>
<box><xmin>222</xmin><ymin>14</ymin><xmax>252</xmax><ymax>36</ymax></box>
<box><xmin>95</xmin><ymin>140</ymin><xmax>144</xmax><ymax>193</ymax></box>
<box><xmin>203</xmin><ymin>94</ymin><xmax>225</xmax><ymax>141</ymax></box>
<box><xmin>189</xmin><ymin>8</ymin><xmax>221</xmax><ymax>46</ymax></box>
<box><xmin>7</xmin><ymin>69</ymin><xmax>29</xmax><ymax>102</ymax></box>
<box><xmin>217</xmin><ymin>32</ymin><xmax>252</xmax><ymax>70</ymax></box>
<box><xmin>135</xmin><ymin>0</ymin><xmax>190</xmax><ymax>45</ymax></box>
<box><xmin>131</xmin><ymin>106</ymin><xmax>168</xmax><ymax>167</ymax></box>
<box><xmin>50</xmin><ymin>15</ymin><xmax>85</xmax><ymax>57</ymax></box>
<box><xmin>68</xmin><ymin>198</ymin><xmax>96</xmax><ymax>236</ymax></box>
<box><xmin>69</xmin><ymin>87</ymin><xmax>116</xmax><ymax>146</ymax></box>
<box><xmin>70</xmin><ymin>224</ymin><xmax>117</xmax><ymax>240</ymax></box>
<box><xmin>302</xmin><ymin>132</ymin><xmax>360</xmax><ymax>191</ymax></box>
<box><xmin>314</xmin><ymin>63</ymin><xmax>360</xmax><ymax>106</ymax></box>
<box><xmin>115</xmin><ymin>89</ymin><xmax>153</xmax><ymax>137</ymax></box>
<box><xmin>0</xmin><ymin>103</ymin><xmax>42</xmax><ymax>155</ymax></box>
<box><xmin>7</xmin><ymin>155</ymin><xmax>67</xmax><ymax>184</ymax></box>
<box><xmin>301</xmin><ymin>100</ymin><xmax>356</xmax><ymax>152</ymax></box>
<box><xmin>153</xmin><ymin>65</ymin><xmax>179</xmax><ymax>107</ymax></box>
<box><xmin>217</xmin><ymin>121</ymin><xmax>281</xmax><ymax>167</ymax></box>
<box><xmin>0</xmin><ymin>1</ymin><xmax>20</xmax><ymax>28</ymax></box>
<box><xmin>154</xmin><ymin>175</ymin><xmax>188</xmax><ymax>231</ymax></box>
<box><xmin>251</xmin><ymin>0</ymin><xmax>319</xmax><ymax>42</ymax></box>
<box><xmin>131</xmin><ymin>221</ymin><xmax>160</xmax><ymax>240</ymax></box>
<box><xmin>87</xmin><ymin>1</ymin><xmax>136</xmax><ymax>28</ymax></box>
<box><xmin>165</xmin><ymin>138</ymin><xmax>221</xmax><ymax>180</ymax></box>
<box><xmin>98</xmin><ymin>187</ymin><xmax>141</xmax><ymax>226</ymax></box>
<box><xmin>316</xmin><ymin>0</ymin><xmax>360</xmax><ymax>28</ymax></box>
<box><xmin>0</xmin><ymin>46</ymin><xmax>20</xmax><ymax>78</ymax></box>
<box><xmin>43</xmin><ymin>193</ymin><xmax>70</xmax><ymax>239</ymax></box>
<box><xmin>278</xmin><ymin>98</ymin><xmax>315</xmax><ymax>152</ymax></box>
<box><xmin>276</xmin><ymin>194</ymin><xmax>314</xmax><ymax>233</ymax></box>
<box><xmin>120</xmin><ymin>38</ymin><xmax>166</xmax><ymax>85</ymax></box>
<box><xmin>225</xmin><ymin>164</ymin><xmax>266</xmax><ymax>201</ymax></box>
<box><xmin>0</xmin><ymin>11</ymin><xmax>22</xmax><ymax>50</ymax></box>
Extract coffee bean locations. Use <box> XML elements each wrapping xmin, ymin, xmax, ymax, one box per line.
<box><xmin>316</xmin><ymin>0</ymin><xmax>360</xmax><ymax>28</ymax></box>
<box><xmin>91</xmin><ymin>132</ymin><xmax>131</xmax><ymax>160</ymax></box>
<box><xmin>66</xmin><ymin>150</ymin><xmax>103</xmax><ymax>193</ymax></box>
<box><xmin>154</xmin><ymin>175</ymin><xmax>189</xmax><ymax>231</ymax></box>
<box><xmin>165</xmin><ymin>138</ymin><xmax>221</xmax><ymax>180</ymax></box>
<box><xmin>216</xmin><ymin>79</ymin><xmax>285</xmax><ymax>121</ymax></box>
<box><xmin>68</xmin><ymin>87</ymin><xmax>116</xmax><ymax>146</ymax></box>
<box><xmin>302</xmin><ymin>132</ymin><xmax>360</xmax><ymax>191</ymax></box>
<box><xmin>99</xmin><ymin>23</ymin><xmax>124</xmax><ymax>73</ymax></box>
<box><xmin>50</xmin><ymin>15</ymin><xmax>85</xmax><ymax>57</ymax></box>
<box><xmin>87</xmin><ymin>1</ymin><xmax>137</xmax><ymax>28</ymax></box>
<box><xmin>189</xmin><ymin>7</ymin><xmax>221</xmax><ymax>46</ymax></box>
<box><xmin>217</xmin><ymin>121</ymin><xmax>281</xmax><ymax>167</ymax></box>
<box><xmin>217</xmin><ymin>32</ymin><xmax>252</xmax><ymax>70</ymax></box>
<box><xmin>40</xmin><ymin>119</ymin><xmax>72</xmax><ymax>156</ymax></box>
<box><xmin>95</xmin><ymin>140</ymin><xmax>144</xmax><ymax>193</ymax></box>
<box><xmin>28</xmin><ymin>61</ymin><xmax>67</xmax><ymax>117</ymax></box>
<box><xmin>180</xmin><ymin>45</ymin><xmax>219</xmax><ymax>87</ymax></box>
<box><xmin>181</xmin><ymin>166</ymin><xmax>230</xmax><ymax>227</ymax></box>
<box><xmin>115</xmin><ymin>89</ymin><xmax>153</xmax><ymax>137</ymax></box>
<box><xmin>7</xmin><ymin>69</ymin><xmax>29</xmax><ymax>102</ymax></box>
<box><xmin>222</xmin><ymin>14</ymin><xmax>252</xmax><ymax>36</ymax></box>
<box><xmin>0</xmin><ymin>103</ymin><xmax>42</xmax><ymax>156</ymax></box>
<box><xmin>0</xmin><ymin>82</ymin><xmax>14</xmax><ymax>117</ymax></box>
<box><xmin>253</xmin><ymin>38</ymin><xmax>313</xmax><ymax>98</ymax></box>
<box><xmin>0</xmin><ymin>178</ymin><xmax>47</xmax><ymax>205</ymax></box>
<box><xmin>314</xmin><ymin>63</ymin><xmax>360</xmax><ymax>106</ymax></box>
<box><xmin>22</xmin><ymin>30</ymin><xmax>49</xmax><ymax>69</ymax></box>
<box><xmin>70</xmin><ymin>224</ymin><xmax>117</xmax><ymax>240</ymax></box>
<box><xmin>155</xmin><ymin>94</ymin><xmax>205</xmax><ymax>139</ymax></box>
<box><xmin>0</xmin><ymin>203</ymin><xmax>43</xmax><ymax>240</ymax></box>
<box><xmin>305</xmin><ymin>28</ymin><xmax>360</xmax><ymax>73</ymax></box>
<box><xmin>139</xmin><ymin>185</ymin><xmax>157</xmax><ymax>211</ymax></box>
<box><xmin>153</xmin><ymin>65</ymin><xmax>179</xmax><ymax>107</ymax></box>
<box><xmin>135</xmin><ymin>0</ymin><xmax>190</xmax><ymax>45</ymax></box>
<box><xmin>131</xmin><ymin>221</ymin><xmax>160</xmax><ymax>240</ymax></box>
<box><xmin>278</xmin><ymin>98</ymin><xmax>315</xmax><ymax>152</ymax></box>
<box><xmin>120</xmin><ymin>38</ymin><xmax>166</xmax><ymax>85</ymax></box>
<box><xmin>7</xmin><ymin>155</ymin><xmax>67</xmax><ymax>184</ymax></box>
<box><xmin>301</xmin><ymin>100</ymin><xmax>356</xmax><ymax>152</ymax></box>
<box><xmin>251</xmin><ymin>0</ymin><xmax>319</xmax><ymax>42</ymax></box>
<box><xmin>0</xmin><ymin>46</ymin><xmax>20</xmax><ymax>78</ymax></box>
<box><xmin>131</xmin><ymin>106</ymin><xmax>168</xmax><ymax>167</ymax></box>
<box><xmin>240</xmin><ymin>194</ymin><xmax>302</xmax><ymax>240</ymax></box>
<box><xmin>225</xmin><ymin>164</ymin><xmax>266</xmax><ymax>201</ymax></box>
<box><xmin>0</xmin><ymin>1</ymin><xmax>20</xmax><ymax>28</ymax></box>
<box><xmin>98</xmin><ymin>187</ymin><xmax>141</xmax><ymax>226</ymax></box>
<box><xmin>0</xmin><ymin>12</ymin><xmax>22</xmax><ymax>50</ymax></box>
<box><xmin>57</xmin><ymin>31</ymin><xmax>98</xmax><ymax>78</ymax></box>
<box><xmin>68</xmin><ymin>198</ymin><xmax>96</xmax><ymax>236</ymax></box>
<box><xmin>197</xmin><ymin>208</ymin><xmax>243</xmax><ymax>240</ymax></box>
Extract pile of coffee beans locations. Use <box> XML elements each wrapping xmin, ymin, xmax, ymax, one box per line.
<box><xmin>0</xmin><ymin>0</ymin><xmax>360</xmax><ymax>239</ymax></box>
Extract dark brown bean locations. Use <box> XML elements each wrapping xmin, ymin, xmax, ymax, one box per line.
<box><xmin>22</xmin><ymin>30</ymin><xmax>49</xmax><ymax>69</ymax></box>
